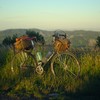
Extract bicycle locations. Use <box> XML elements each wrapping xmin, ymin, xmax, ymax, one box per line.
<box><xmin>11</xmin><ymin>30</ymin><xmax>80</xmax><ymax>80</ymax></box>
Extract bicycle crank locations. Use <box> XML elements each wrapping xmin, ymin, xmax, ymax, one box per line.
<box><xmin>36</xmin><ymin>65</ymin><xmax>44</xmax><ymax>75</ymax></box>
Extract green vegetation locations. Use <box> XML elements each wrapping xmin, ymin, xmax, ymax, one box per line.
<box><xmin>26</xmin><ymin>30</ymin><xmax>45</xmax><ymax>44</ymax></box>
<box><xmin>96</xmin><ymin>36</ymin><xmax>100</xmax><ymax>48</ymax></box>
<box><xmin>1</xmin><ymin>30</ymin><xmax>45</xmax><ymax>47</ymax></box>
<box><xmin>0</xmin><ymin>29</ymin><xmax>100</xmax><ymax>99</ymax></box>
<box><xmin>2</xmin><ymin>34</ymin><xmax>18</xmax><ymax>46</ymax></box>
<box><xmin>0</xmin><ymin>29</ymin><xmax>100</xmax><ymax>47</ymax></box>
<box><xmin>0</xmin><ymin>46</ymin><xmax>100</xmax><ymax>99</ymax></box>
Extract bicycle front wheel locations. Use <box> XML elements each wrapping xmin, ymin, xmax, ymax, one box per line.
<box><xmin>51</xmin><ymin>51</ymin><xmax>80</xmax><ymax>79</ymax></box>
<box><xmin>11</xmin><ymin>51</ymin><xmax>36</xmax><ymax>78</ymax></box>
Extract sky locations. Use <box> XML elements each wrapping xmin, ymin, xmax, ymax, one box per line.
<box><xmin>0</xmin><ymin>0</ymin><xmax>100</xmax><ymax>31</ymax></box>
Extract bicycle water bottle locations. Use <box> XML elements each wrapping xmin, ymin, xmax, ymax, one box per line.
<box><xmin>36</xmin><ymin>52</ymin><xmax>42</xmax><ymax>62</ymax></box>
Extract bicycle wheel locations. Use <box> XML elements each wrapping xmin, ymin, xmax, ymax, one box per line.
<box><xmin>11</xmin><ymin>51</ymin><xmax>36</xmax><ymax>78</ymax></box>
<box><xmin>51</xmin><ymin>51</ymin><xmax>80</xmax><ymax>79</ymax></box>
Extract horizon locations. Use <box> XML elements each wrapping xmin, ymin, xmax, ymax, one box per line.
<box><xmin>0</xmin><ymin>0</ymin><xmax>100</xmax><ymax>31</ymax></box>
<box><xmin>0</xmin><ymin>28</ymin><xmax>100</xmax><ymax>32</ymax></box>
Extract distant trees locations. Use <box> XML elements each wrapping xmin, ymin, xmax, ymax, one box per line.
<box><xmin>2</xmin><ymin>34</ymin><xmax>18</xmax><ymax>46</ymax></box>
<box><xmin>2</xmin><ymin>30</ymin><xmax>45</xmax><ymax>46</ymax></box>
<box><xmin>96</xmin><ymin>36</ymin><xmax>100</xmax><ymax>48</ymax></box>
<box><xmin>26</xmin><ymin>30</ymin><xmax>45</xmax><ymax>45</ymax></box>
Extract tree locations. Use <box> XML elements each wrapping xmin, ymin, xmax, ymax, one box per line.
<box><xmin>96</xmin><ymin>36</ymin><xmax>100</xmax><ymax>48</ymax></box>
<box><xmin>2</xmin><ymin>34</ymin><xmax>18</xmax><ymax>46</ymax></box>
<box><xmin>26</xmin><ymin>30</ymin><xmax>45</xmax><ymax>44</ymax></box>
<box><xmin>2</xmin><ymin>36</ymin><xmax>12</xmax><ymax>46</ymax></box>
<box><xmin>11</xmin><ymin>34</ymin><xmax>18</xmax><ymax>44</ymax></box>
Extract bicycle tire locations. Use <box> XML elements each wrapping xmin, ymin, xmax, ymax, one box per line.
<box><xmin>51</xmin><ymin>51</ymin><xmax>80</xmax><ymax>79</ymax></box>
<box><xmin>11</xmin><ymin>51</ymin><xmax>36</xmax><ymax>79</ymax></box>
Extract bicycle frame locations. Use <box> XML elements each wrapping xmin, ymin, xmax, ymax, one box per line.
<box><xmin>11</xmin><ymin>32</ymin><xmax>80</xmax><ymax>78</ymax></box>
<box><xmin>25</xmin><ymin>48</ymin><xmax>56</xmax><ymax>67</ymax></box>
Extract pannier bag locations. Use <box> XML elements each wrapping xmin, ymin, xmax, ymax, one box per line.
<box><xmin>14</xmin><ymin>36</ymin><xmax>33</xmax><ymax>51</ymax></box>
<box><xmin>54</xmin><ymin>38</ymin><xmax>70</xmax><ymax>52</ymax></box>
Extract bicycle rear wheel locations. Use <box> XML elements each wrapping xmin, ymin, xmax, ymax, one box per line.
<box><xmin>51</xmin><ymin>51</ymin><xmax>80</xmax><ymax>79</ymax></box>
<box><xmin>11</xmin><ymin>51</ymin><xmax>36</xmax><ymax>79</ymax></box>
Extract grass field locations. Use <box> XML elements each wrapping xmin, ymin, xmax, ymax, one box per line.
<box><xmin>0</xmin><ymin>46</ymin><xmax>100</xmax><ymax>100</ymax></box>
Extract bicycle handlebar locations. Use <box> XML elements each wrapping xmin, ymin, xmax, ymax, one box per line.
<box><xmin>25</xmin><ymin>37</ymin><xmax>37</xmax><ymax>40</ymax></box>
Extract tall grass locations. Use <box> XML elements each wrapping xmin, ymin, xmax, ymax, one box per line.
<box><xmin>0</xmin><ymin>46</ymin><xmax>100</xmax><ymax>99</ymax></box>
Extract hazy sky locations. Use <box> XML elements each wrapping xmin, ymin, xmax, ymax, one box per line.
<box><xmin>0</xmin><ymin>0</ymin><xmax>100</xmax><ymax>31</ymax></box>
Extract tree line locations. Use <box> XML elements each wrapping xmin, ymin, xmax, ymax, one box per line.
<box><xmin>2</xmin><ymin>30</ymin><xmax>45</xmax><ymax>46</ymax></box>
<box><xmin>1</xmin><ymin>30</ymin><xmax>100</xmax><ymax>48</ymax></box>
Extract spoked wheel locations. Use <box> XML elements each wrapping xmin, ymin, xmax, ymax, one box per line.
<box><xmin>51</xmin><ymin>51</ymin><xmax>80</xmax><ymax>79</ymax></box>
<box><xmin>11</xmin><ymin>51</ymin><xmax>36</xmax><ymax>79</ymax></box>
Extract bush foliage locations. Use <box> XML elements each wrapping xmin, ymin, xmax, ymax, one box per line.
<box><xmin>0</xmin><ymin>47</ymin><xmax>100</xmax><ymax>99</ymax></box>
